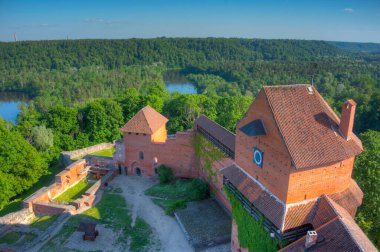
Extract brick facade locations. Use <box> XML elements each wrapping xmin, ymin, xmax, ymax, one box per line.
<box><xmin>124</xmin><ymin>130</ymin><xmax>198</xmax><ymax>178</ymax></box>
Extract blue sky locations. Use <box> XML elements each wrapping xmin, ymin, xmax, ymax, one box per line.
<box><xmin>0</xmin><ymin>0</ymin><xmax>379</xmax><ymax>42</ymax></box>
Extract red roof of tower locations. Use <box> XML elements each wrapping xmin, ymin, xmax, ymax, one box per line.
<box><xmin>121</xmin><ymin>106</ymin><xmax>168</xmax><ymax>134</ymax></box>
<box><xmin>262</xmin><ymin>84</ymin><xmax>363</xmax><ymax>169</ymax></box>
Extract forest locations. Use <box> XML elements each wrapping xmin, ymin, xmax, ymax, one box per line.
<box><xmin>0</xmin><ymin>38</ymin><xmax>379</xmax><ymax>247</ymax></box>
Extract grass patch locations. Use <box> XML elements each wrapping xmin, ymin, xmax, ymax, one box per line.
<box><xmin>17</xmin><ymin>233</ymin><xmax>37</xmax><ymax>246</ymax></box>
<box><xmin>89</xmin><ymin>148</ymin><xmax>116</xmax><ymax>157</ymax></box>
<box><xmin>145</xmin><ymin>178</ymin><xmax>208</xmax><ymax>214</ymax></box>
<box><xmin>41</xmin><ymin>188</ymin><xmax>158</xmax><ymax>252</ymax></box>
<box><xmin>54</xmin><ymin>180</ymin><xmax>93</xmax><ymax>202</ymax></box>
<box><xmin>31</xmin><ymin>215</ymin><xmax>59</xmax><ymax>230</ymax></box>
<box><xmin>0</xmin><ymin>164</ymin><xmax>61</xmax><ymax>217</ymax></box>
<box><xmin>0</xmin><ymin>231</ymin><xmax>22</xmax><ymax>244</ymax></box>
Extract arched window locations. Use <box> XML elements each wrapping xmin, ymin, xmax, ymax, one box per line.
<box><xmin>139</xmin><ymin>151</ymin><xmax>144</xmax><ymax>160</ymax></box>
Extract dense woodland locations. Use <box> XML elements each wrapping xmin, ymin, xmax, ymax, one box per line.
<box><xmin>0</xmin><ymin>38</ymin><xmax>379</xmax><ymax>247</ymax></box>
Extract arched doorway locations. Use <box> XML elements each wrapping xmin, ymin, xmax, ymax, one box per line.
<box><xmin>131</xmin><ymin>161</ymin><xmax>141</xmax><ymax>176</ymax></box>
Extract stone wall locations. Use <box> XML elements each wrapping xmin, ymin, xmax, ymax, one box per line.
<box><xmin>60</xmin><ymin>142</ymin><xmax>114</xmax><ymax>166</ymax></box>
<box><xmin>0</xmin><ymin>208</ymin><xmax>35</xmax><ymax>226</ymax></box>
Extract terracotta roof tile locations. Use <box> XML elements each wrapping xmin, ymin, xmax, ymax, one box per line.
<box><xmin>221</xmin><ymin>164</ymin><xmax>285</xmax><ymax>228</ymax></box>
<box><xmin>121</xmin><ymin>106</ymin><xmax>168</xmax><ymax>134</ymax></box>
<box><xmin>283</xmin><ymin>200</ymin><xmax>318</xmax><ymax>231</ymax></box>
<box><xmin>329</xmin><ymin>180</ymin><xmax>363</xmax><ymax>217</ymax></box>
<box><xmin>263</xmin><ymin>85</ymin><xmax>363</xmax><ymax>169</ymax></box>
<box><xmin>195</xmin><ymin>115</ymin><xmax>235</xmax><ymax>155</ymax></box>
<box><xmin>283</xmin><ymin>181</ymin><xmax>364</xmax><ymax>232</ymax></box>
<box><xmin>280</xmin><ymin>196</ymin><xmax>377</xmax><ymax>252</ymax></box>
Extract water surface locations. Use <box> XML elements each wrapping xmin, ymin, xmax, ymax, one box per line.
<box><xmin>0</xmin><ymin>92</ymin><xmax>30</xmax><ymax>124</ymax></box>
<box><xmin>164</xmin><ymin>70</ymin><xmax>197</xmax><ymax>94</ymax></box>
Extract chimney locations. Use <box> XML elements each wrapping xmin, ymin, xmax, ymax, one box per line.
<box><xmin>339</xmin><ymin>99</ymin><xmax>357</xmax><ymax>140</ymax></box>
<box><xmin>305</xmin><ymin>230</ymin><xmax>318</xmax><ymax>249</ymax></box>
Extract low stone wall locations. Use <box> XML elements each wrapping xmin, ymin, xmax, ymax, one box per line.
<box><xmin>32</xmin><ymin>202</ymin><xmax>75</xmax><ymax>216</ymax></box>
<box><xmin>0</xmin><ymin>208</ymin><xmax>35</xmax><ymax>226</ymax></box>
<box><xmin>60</xmin><ymin>142</ymin><xmax>114</xmax><ymax>166</ymax></box>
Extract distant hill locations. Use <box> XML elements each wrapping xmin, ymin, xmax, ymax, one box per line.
<box><xmin>0</xmin><ymin>38</ymin><xmax>347</xmax><ymax>70</ymax></box>
<box><xmin>329</xmin><ymin>41</ymin><xmax>380</xmax><ymax>53</ymax></box>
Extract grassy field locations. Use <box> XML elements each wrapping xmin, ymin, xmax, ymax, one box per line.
<box><xmin>90</xmin><ymin>147</ymin><xmax>116</xmax><ymax>157</ymax></box>
<box><xmin>54</xmin><ymin>180</ymin><xmax>93</xmax><ymax>202</ymax></box>
<box><xmin>31</xmin><ymin>215</ymin><xmax>60</xmax><ymax>230</ymax></box>
<box><xmin>0</xmin><ymin>231</ymin><xmax>22</xmax><ymax>244</ymax></box>
<box><xmin>41</xmin><ymin>187</ymin><xmax>159</xmax><ymax>252</ymax></box>
<box><xmin>72</xmin><ymin>148</ymin><xmax>116</xmax><ymax>160</ymax></box>
<box><xmin>0</xmin><ymin>164</ymin><xmax>62</xmax><ymax>217</ymax></box>
<box><xmin>145</xmin><ymin>179</ymin><xmax>208</xmax><ymax>214</ymax></box>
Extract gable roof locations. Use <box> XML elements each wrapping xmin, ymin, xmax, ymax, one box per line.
<box><xmin>194</xmin><ymin>115</ymin><xmax>235</xmax><ymax>158</ymax></box>
<box><xmin>221</xmin><ymin>163</ymin><xmax>363</xmax><ymax>233</ymax></box>
<box><xmin>121</xmin><ymin>106</ymin><xmax>168</xmax><ymax>134</ymax></box>
<box><xmin>262</xmin><ymin>85</ymin><xmax>363</xmax><ymax>169</ymax></box>
<box><xmin>280</xmin><ymin>195</ymin><xmax>377</xmax><ymax>252</ymax></box>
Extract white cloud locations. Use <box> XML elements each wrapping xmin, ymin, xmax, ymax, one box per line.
<box><xmin>343</xmin><ymin>8</ymin><xmax>354</xmax><ymax>13</ymax></box>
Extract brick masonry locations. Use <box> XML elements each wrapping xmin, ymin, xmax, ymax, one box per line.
<box><xmin>119</xmin><ymin>96</ymin><xmax>364</xmax><ymax>251</ymax></box>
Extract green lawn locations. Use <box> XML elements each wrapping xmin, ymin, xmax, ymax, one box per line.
<box><xmin>54</xmin><ymin>180</ymin><xmax>93</xmax><ymax>202</ymax></box>
<box><xmin>0</xmin><ymin>232</ymin><xmax>22</xmax><ymax>244</ymax></box>
<box><xmin>89</xmin><ymin>147</ymin><xmax>116</xmax><ymax>157</ymax></box>
<box><xmin>0</xmin><ymin>164</ymin><xmax>62</xmax><ymax>217</ymax></box>
<box><xmin>145</xmin><ymin>179</ymin><xmax>209</xmax><ymax>214</ymax></box>
<box><xmin>31</xmin><ymin>215</ymin><xmax>59</xmax><ymax>230</ymax></box>
<box><xmin>41</xmin><ymin>188</ymin><xmax>159</xmax><ymax>252</ymax></box>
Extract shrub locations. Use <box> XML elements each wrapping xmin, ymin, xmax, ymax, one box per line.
<box><xmin>157</xmin><ymin>165</ymin><xmax>174</xmax><ymax>184</ymax></box>
<box><xmin>190</xmin><ymin>179</ymin><xmax>209</xmax><ymax>200</ymax></box>
<box><xmin>165</xmin><ymin>200</ymin><xmax>187</xmax><ymax>215</ymax></box>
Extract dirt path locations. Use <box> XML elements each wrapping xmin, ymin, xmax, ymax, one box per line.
<box><xmin>112</xmin><ymin>175</ymin><xmax>193</xmax><ymax>252</ymax></box>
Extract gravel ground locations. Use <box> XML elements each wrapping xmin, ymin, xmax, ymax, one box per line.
<box><xmin>65</xmin><ymin>224</ymin><xmax>119</xmax><ymax>252</ymax></box>
<box><xmin>112</xmin><ymin>175</ymin><xmax>194</xmax><ymax>252</ymax></box>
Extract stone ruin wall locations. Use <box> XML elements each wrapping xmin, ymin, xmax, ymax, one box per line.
<box><xmin>60</xmin><ymin>142</ymin><xmax>115</xmax><ymax>166</ymax></box>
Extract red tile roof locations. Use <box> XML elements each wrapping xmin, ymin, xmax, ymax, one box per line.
<box><xmin>195</xmin><ymin>115</ymin><xmax>235</xmax><ymax>153</ymax></box>
<box><xmin>280</xmin><ymin>195</ymin><xmax>377</xmax><ymax>252</ymax></box>
<box><xmin>121</xmin><ymin>106</ymin><xmax>168</xmax><ymax>134</ymax></box>
<box><xmin>221</xmin><ymin>163</ymin><xmax>365</xmax><ymax>236</ymax></box>
<box><xmin>263</xmin><ymin>85</ymin><xmax>363</xmax><ymax>169</ymax></box>
<box><xmin>283</xmin><ymin>180</ymin><xmax>363</xmax><ymax>231</ymax></box>
<box><xmin>221</xmin><ymin>164</ymin><xmax>286</xmax><ymax>228</ymax></box>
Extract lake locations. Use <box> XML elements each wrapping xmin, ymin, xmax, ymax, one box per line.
<box><xmin>164</xmin><ymin>70</ymin><xmax>197</xmax><ymax>94</ymax></box>
<box><xmin>0</xmin><ymin>92</ymin><xmax>30</xmax><ymax>124</ymax></box>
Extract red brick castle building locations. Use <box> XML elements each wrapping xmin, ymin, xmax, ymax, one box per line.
<box><xmin>117</xmin><ymin>84</ymin><xmax>377</xmax><ymax>251</ymax></box>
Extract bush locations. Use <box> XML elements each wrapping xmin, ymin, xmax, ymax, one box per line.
<box><xmin>165</xmin><ymin>200</ymin><xmax>187</xmax><ymax>215</ymax></box>
<box><xmin>190</xmin><ymin>179</ymin><xmax>209</xmax><ymax>200</ymax></box>
<box><xmin>157</xmin><ymin>165</ymin><xmax>174</xmax><ymax>184</ymax></box>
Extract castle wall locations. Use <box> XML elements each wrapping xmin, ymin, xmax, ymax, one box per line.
<box><xmin>235</xmin><ymin>90</ymin><xmax>292</xmax><ymax>203</ymax></box>
<box><xmin>124</xmin><ymin>131</ymin><xmax>198</xmax><ymax>178</ymax></box>
<box><xmin>198</xmin><ymin>158</ymin><xmax>234</xmax><ymax>212</ymax></box>
<box><xmin>287</xmin><ymin>157</ymin><xmax>355</xmax><ymax>203</ymax></box>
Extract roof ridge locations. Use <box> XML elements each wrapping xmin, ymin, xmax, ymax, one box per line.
<box><xmin>325</xmin><ymin>196</ymin><xmax>365</xmax><ymax>251</ymax></box>
<box><xmin>141</xmin><ymin>106</ymin><xmax>154</xmax><ymax>134</ymax></box>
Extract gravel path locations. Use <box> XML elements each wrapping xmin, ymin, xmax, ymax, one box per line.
<box><xmin>112</xmin><ymin>175</ymin><xmax>193</xmax><ymax>252</ymax></box>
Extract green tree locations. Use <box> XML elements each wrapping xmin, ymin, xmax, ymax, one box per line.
<box><xmin>0</xmin><ymin>119</ymin><xmax>48</xmax><ymax>209</ymax></box>
<box><xmin>354</xmin><ymin>130</ymin><xmax>380</xmax><ymax>248</ymax></box>
<box><xmin>31</xmin><ymin>125</ymin><xmax>54</xmax><ymax>151</ymax></box>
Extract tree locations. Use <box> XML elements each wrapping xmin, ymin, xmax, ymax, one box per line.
<box><xmin>31</xmin><ymin>125</ymin><xmax>54</xmax><ymax>151</ymax></box>
<box><xmin>354</xmin><ymin>130</ymin><xmax>380</xmax><ymax>248</ymax></box>
<box><xmin>0</xmin><ymin>119</ymin><xmax>48</xmax><ymax>209</ymax></box>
